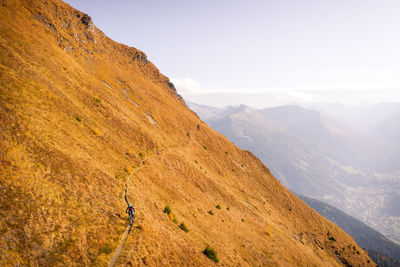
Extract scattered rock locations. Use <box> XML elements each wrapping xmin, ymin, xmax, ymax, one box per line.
<box><xmin>80</xmin><ymin>14</ymin><xmax>91</xmax><ymax>26</ymax></box>
<box><xmin>102</xmin><ymin>81</ymin><xmax>113</xmax><ymax>90</ymax></box>
<box><xmin>145</xmin><ymin>114</ymin><xmax>157</xmax><ymax>126</ymax></box>
<box><xmin>124</xmin><ymin>96</ymin><xmax>139</xmax><ymax>107</ymax></box>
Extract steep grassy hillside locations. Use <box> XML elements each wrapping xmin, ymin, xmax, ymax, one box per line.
<box><xmin>191</xmin><ymin>102</ymin><xmax>400</xmax><ymax>244</ymax></box>
<box><xmin>0</xmin><ymin>0</ymin><xmax>373</xmax><ymax>266</ymax></box>
<box><xmin>299</xmin><ymin>196</ymin><xmax>400</xmax><ymax>266</ymax></box>
<box><xmin>201</xmin><ymin>104</ymin><xmax>344</xmax><ymax>197</ymax></box>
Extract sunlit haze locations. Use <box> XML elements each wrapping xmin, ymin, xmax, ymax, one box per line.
<box><xmin>65</xmin><ymin>0</ymin><xmax>400</xmax><ymax>107</ymax></box>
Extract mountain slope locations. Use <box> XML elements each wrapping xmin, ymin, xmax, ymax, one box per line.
<box><xmin>201</xmin><ymin>104</ymin><xmax>368</xmax><ymax>201</ymax></box>
<box><xmin>259</xmin><ymin>105</ymin><xmax>397</xmax><ymax>172</ymax></box>
<box><xmin>299</xmin><ymin>196</ymin><xmax>400</xmax><ymax>265</ymax></box>
<box><xmin>0</xmin><ymin>0</ymin><xmax>373</xmax><ymax>266</ymax></box>
<box><xmin>204</xmin><ymin>105</ymin><xmax>344</xmax><ymax>198</ymax></box>
<box><xmin>190</xmin><ymin>103</ymin><xmax>400</xmax><ymax>244</ymax></box>
<box><xmin>309</xmin><ymin>102</ymin><xmax>400</xmax><ymax>133</ymax></box>
<box><xmin>371</xmin><ymin>110</ymin><xmax>400</xmax><ymax>163</ymax></box>
<box><xmin>187</xmin><ymin>102</ymin><xmax>224</xmax><ymax>120</ymax></box>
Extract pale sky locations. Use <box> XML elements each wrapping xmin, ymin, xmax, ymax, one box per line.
<box><xmin>65</xmin><ymin>0</ymin><xmax>400</xmax><ymax>107</ymax></box>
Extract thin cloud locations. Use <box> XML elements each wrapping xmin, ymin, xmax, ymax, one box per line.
<box><xmin>172</xmin><ymin>77</ymin><xmax>400</xmax><ymax>108</ymax></box>
<box><xmin>170</xmin><ymin>78</ymin><xmax>202</xmax><ymax>95</ymax></box>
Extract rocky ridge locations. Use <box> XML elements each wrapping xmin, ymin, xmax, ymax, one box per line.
<box><xmin>0</xmin><ymin>0</ymin><xmax>373</xmax><ymax>266</ymax></box>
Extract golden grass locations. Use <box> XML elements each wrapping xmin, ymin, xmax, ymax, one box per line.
<box><xmin>0</xmin><ymin>0</ymin><xmax>374</xmax><ymax>266</ymax></box>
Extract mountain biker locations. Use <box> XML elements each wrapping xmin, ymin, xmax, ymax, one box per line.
<box><xmin>126</xmin><ymin>203</ymin><xmax>135</xmax><ymax>221</ymax></box>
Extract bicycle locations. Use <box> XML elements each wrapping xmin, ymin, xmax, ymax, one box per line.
<box><xmin>129</xmin><ymin>211</ymin><xmax>134</xmax><ymax>226</ymax></box>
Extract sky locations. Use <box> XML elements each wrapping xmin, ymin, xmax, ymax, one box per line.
<box><xmin>65</xmin><ymin>0</ymin><xmax>400</xmax><ymax>108</ymax></box>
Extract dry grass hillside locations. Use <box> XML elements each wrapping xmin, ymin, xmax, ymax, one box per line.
<box><xmin>0</xmin><ymin>0</ymin><xmax>374</xmax><ymax>266</ymax></box>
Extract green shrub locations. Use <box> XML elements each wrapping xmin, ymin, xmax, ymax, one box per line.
<box><xmin>163</xmin><ymin>205</ymin><xmax>171</xmax><ymax>215</ymax></box>
<box><xmin>98</xmin><ymin>244</ymin><xmax>112</xmax><ymax>255</ymax></box>
<box><xmin>138</xmin><ymin>152</ymin><xmax>144</xmax><ymax>159</ymax></box>
<box><xmin>203</xmin><ymin>145</ymin><xmax>207</xmax><ymax>150</ymax></box>
<box><xmin>75</xmin><ymin>115</ymin><xmax>82</xmax><ymax>122</ymax></box>
<box><xmin>203</xmin><ymin>245</ymin><xmax>219</xmax><ymax>263</ymax></box>
<box><xmin>208</xmin><ymin>210</ymin><xmax>214</xmax><ymax>215</ymax></box>
<box><xmin>179</xmin><ymin>222</ymin><xmax>189</xmax><ymax>232</ymax></box>
<box><xmin>216</xmin><ymin>204</ymin><xmax>221</xmax><ymax>210</ymax></box>
<box><xmin>172</xmin><ymin>218</ymin><xmax>178</xmax><ymax>224</ymax></box>
<box><xmin>93</xmin><ymin>97</ymin><xmax>102</xmax><ymax>103</ymax></box>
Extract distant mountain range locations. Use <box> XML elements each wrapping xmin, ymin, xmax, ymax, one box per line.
<box><xmin>189</xmin><ymin>102</ymin><xmax>400</xmax><ymax>244</ymax></box>
<box><xmin>1</xmin><ymin>0</ymin><xmax>376</xmax><ymax>265</ymax></box>
<box><xmin>309</xmin><ymin>102</ymin><xmax>400</xmax><ymax>165</ymax></box>
<box><xmin>259</xmin><ymin>105</ymin><xmax>397</xmax><ymax>172</ymax></box>
<box><xmin>308</xmin><ymin>102</ymin><xmax>400</xmax><ymax>134</ymax></box>
<box><xmin>299</xmin><ymin>195</ymin><xmax>400</xmax><ymax>266</ymax></box>
<box><xmin>371</xmin><ymin>110</ymin><xmax>400</xmax><ymax>164</ymax></box>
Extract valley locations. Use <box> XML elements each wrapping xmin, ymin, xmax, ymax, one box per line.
<box><xmin>189</xmin><ymin>102</ymin><xmax>400</xmax><ymax>246</ymax></box>
<box><xmin>0</xmin><ymin>0</ymin><xmax>375</xmax><ymax>265</ymax></box>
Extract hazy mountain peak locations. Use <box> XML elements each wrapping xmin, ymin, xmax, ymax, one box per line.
<box><xmin>0</xmin><ymin>1</ymin><xmax>374</xmax><ymax>266</ymax></box>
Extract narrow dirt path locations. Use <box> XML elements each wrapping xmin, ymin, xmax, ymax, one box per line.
<box><xmin>108</xmin><ymin>166</ymin><xmax>145</xmax><ymax>267</ymax></box>
<box><xmin>107</xmin><ymin>134</ymin><xmax>190</xmax><ymax>267</ymax></box>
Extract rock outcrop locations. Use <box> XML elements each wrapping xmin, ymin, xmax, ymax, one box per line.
<box><xmin>0</xmin><ymin>0</ymin><xmax>374</xmax><ymax>266</ymax></box>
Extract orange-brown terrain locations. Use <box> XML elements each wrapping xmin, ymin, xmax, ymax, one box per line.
<box><xmin>0</xmin><ymin>0</ymin><xmax>374</xmax><ymax>266</ymax></box>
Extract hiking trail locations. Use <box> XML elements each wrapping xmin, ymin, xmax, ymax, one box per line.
<box><xmin>108</xmin><ymin>134</ymin><xmax>190</xmax><ymax>266</ymax></box>
<box><xmin>108</xmin><ymin>166</ymin><xmax>145</xmax><ymax>267</ymax></box>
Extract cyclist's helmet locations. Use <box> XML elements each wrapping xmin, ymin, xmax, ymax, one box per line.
<box><xmin>128</xmin><ymin>203</ymin><xmax>132</xmax><ymax>207</ymax></box>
